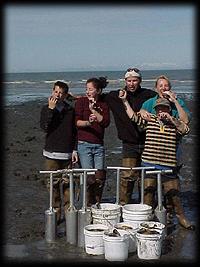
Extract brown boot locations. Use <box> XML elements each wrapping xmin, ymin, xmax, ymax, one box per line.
<box><xmin>119</xmin><ymin>157</ymin><xmax>138</xmax><ymax>205</ymax></box>
<box><xmin>47</xmin><ymin>178</ymin><xmax>62</xmax><ymax>224</ymax></box>
<box><xmin>120</xmin><ymin>178</ymin><xmax>135</xmax><ymax>205</ymax></box>
<box><xmin>86</xmin><ymin>174</ymin><xmax>96</xmax><ymax>207</ymax></box>
<box><xmin>164</xmin><ymin>196</ymin><xmax>174</xmax><ymax>224</ymax></box>
<box><xmin>144</xmin><ymin>178</ymin><xmax>156</xmax><ymax>207</ymax></box>
<box><xmin>63</xmin><ymin>182</ymin><xmax>70</xmax><ymax>214</ymax></box>
<box><xmin>171</xmin><ymin>195</ymin><xmax>195</xmax><ymax>230</ymax></box>
<box><xmin>93</xmin><ymin>170</ymin><xmax>106</xmax><ymax>204</ymax></box>
<box><xmin>163</xmin><ymin>179</ymin><xmax>195</xmax><ymax>230</ymax></box>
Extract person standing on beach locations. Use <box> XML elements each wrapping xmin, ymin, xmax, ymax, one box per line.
<box><xmin>75</xmin><ymin>77</ymin><xmax>110</xmax><ymax>206</ymax></box>
<box><xmin>40</xmin><ymin>81</ymin><xmax>78</xmax><ymax>224</ymax></box>
<box><xmin>139</xmin><ymin>75</ymin><xmax>191</xmax><ymax>223</ymax></box>
<box><xmin>119</xmin><ymin>92</ymin><xmax>195</xmax><ymax>230</ymax></box>
<box><xmin>102</xmin><ymin>68</ymin><xmax>156</xmax><ymax>205</ymax></box>
<box><xmin>140</xmin><ymin>75</ymin><xmax>191</xmax><ymax>165</ymax></box>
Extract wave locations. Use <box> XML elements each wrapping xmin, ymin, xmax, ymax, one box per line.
<box><xmin>3</xmin><ymin>78</ymin><xmax>195</xmax><ymax>85</ymax></box>
<box><xmin>3</xmin><ymin>80</ymin><xmax>37</xmax><ymax>84</ymax></box>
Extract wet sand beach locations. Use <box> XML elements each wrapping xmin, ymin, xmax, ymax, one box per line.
<box><xmin>2</xmin><ymin>98</ymin><xmax>199</xmax><ymax>263</ymax></box>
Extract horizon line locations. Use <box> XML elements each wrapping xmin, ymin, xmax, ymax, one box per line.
<box><xmin>4</xmin><ymin>67</ymin><xmax>195</xmax><ymax>75</ymax></box>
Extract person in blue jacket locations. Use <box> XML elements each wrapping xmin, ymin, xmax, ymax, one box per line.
<box><xmin>139</xmin><ymin>75</ymin><xmax>192</xmax><ymax>228</ymax></box>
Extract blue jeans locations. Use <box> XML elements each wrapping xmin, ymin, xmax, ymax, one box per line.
<box><xmin>77</xmin><ymin>141</ymin><xmax>105</xmax><ymax>169</ymax></box>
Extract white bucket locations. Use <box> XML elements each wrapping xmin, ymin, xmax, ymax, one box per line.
<box><xmin>122</xmin><ymin>204</ymin><xmax>153</xmax><ymax>222</ymax></box>
<box><xmin>84</xmin><ymin>224</ymin><xmax>109</xmax><ymax>255</ymax></box>
<box><xmin>114</xmin><ymin>222</ymin><xmax>137</xmax><ymax>253</ymax></box>
<box><xmin>136</xmin><ymin>228</ymin><xmax>163</xmax><ymax>260</ymax></box>
<box><xmin>91</xmin><ymin>203</ymin><xmax>121</xmax><ymax>227</ymax></box>
<box><xmin>103</xmin><ymin>231</ymin><xmax>129</xmax><ymax>261</ymax></box>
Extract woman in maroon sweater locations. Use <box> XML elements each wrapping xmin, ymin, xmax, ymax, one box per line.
<box><xmin>75</xmin><ymin>77</ymin><xmax>110</xmax><ymax>206</ymax></box>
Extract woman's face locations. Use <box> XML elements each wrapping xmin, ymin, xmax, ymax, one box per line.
<box><xmin>156</xmin><ymin>78</ymin><xmax>171</xmax><ymax>97</ymax></box>
<box><xmin>86</xmin><ymin>82</ymin><xmax>100</xmax><ymax>99</ymax></box>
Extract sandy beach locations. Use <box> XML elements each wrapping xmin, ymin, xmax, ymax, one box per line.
<box><xmin>2</xmin><ymin>97</ymin><xmax>198</xmax><ymax>263</ymax></box>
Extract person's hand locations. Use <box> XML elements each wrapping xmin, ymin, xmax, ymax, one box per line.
<box><xmin>88</xmin><ymin>98</ymin><xmax>97</xmax><ymax>110</ymax></box>
<box><xmin>48</xmin><ymin>96</ymin><xmax>58</xmax><ymax>109</ymax></box>
<box><xmin>72</xmin><ymin>151</ymin><xmax>78</xmax><ymax>164</ymax></box>
<box><xmin>118</xmin><ymin>89</ymin><xmax>127</xmax><ymax>100</ymax></box>
<box><xmin>162</xmin><ymin>90</ymin><xmax>177</xmax><ymax>103</ymax></box>
<box><xmin>158</xmin><ymin>112</ymin><xmax>171</xmax><ymax>122</ymax></box>
<box><xmin>88</xmin><ymin>113</ymin><xmax>97</xmax><ymax>123</ymax></box>
<box><xmin>139</xmin><ymin>109</ymin><xmax>152</xmax><ymax>121</ymax></box>
<box><xmin>88</xmin><ymin>98</ymin><xmax>102</xmax><ymax>113</ymax></box>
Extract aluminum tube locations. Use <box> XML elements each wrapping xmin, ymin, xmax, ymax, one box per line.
<box><xmin>107</xmin><ymin>166</ymin><xmax>155</xmax><ymax>171</ymax></box>
<box><xmin>69</xmin><ymin>172</ymin><xmax>74</xmax><ymax>207</ymax></box>
<box><xmin>45</xmin><ymin>209</ymin><xmax>57</xmax><ymax>243</ymax></box>
<box><xmin>49</xmin><ymin>173</ymin><xmax>53</xmax><ymax>211</ymax></box>
<box><xmin>140</xmin><ymin>169</ymin><xmax>145</xmax><ymax>204</ymax></box>
<box><xmin>115</xmin><ymin>169</ymin><xmax>120</xmax><ymax>205</ymax></box>
<box><xmin>157</xmin><ymin>173</ymin><xmax>163</xmax><ymax>211</ymax></box>
<box><xmin>145</xmin><ymin>169</ymin><xmax>172</xmax><ymax>175</ymax></box>
<box><xmin>82</xmin><ymin>170</ymin><xmax>87</xmax><ymax>210</ymax></box>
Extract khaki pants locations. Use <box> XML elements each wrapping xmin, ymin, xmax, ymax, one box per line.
<box><xmin>119</xmin><ymin>157</ymin><xmax>140</xmax><ymax>205</ymax></box>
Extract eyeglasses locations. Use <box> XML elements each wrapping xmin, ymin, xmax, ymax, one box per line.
<box><xmin>126</xmin><ymin>68</ymin><xmax>140</xmax><ymax>72</ymax></box>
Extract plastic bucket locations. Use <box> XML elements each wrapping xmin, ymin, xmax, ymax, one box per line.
<box><xmin>122</xmin><ymin>204</ymin><xmax>153</xmax><ymax>222</ymax></box>
<box><xmin>114</xmin><ymin>222</ymin><xmax>137</xmax><ymax>253</ymax></box>
<box><xmin>103</xmin><ymin>231</ymin><xmax>129</xmax><ymax>261</ymax></box>
<box><xmin>91</xmin><ymin>203</ymin><xmax>121</xmax><ymax>227</ymax></box>
<box><xmin>84</xmin><ymin>224</ymin><xmax>109</xmax><ymax>255</ymax></box>
<box><xmin>136</xmin><ymin>229</ymin><xmax>163</xmax><ymax>260</ymax></box>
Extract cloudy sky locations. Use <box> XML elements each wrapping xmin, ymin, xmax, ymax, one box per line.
<box><xmin>4</xmin><ymin>4</ymin><xmax>195</xmax><ymax>73</ymax></box>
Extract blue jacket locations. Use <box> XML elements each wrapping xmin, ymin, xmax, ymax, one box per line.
<box><xmin>141</xmin><ymin>94</ymin><xmax>191</xmax><ymax>121</ymax></box>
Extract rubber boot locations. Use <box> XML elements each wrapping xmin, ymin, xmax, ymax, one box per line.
<box><xmin>45</xmin><ymin>158</ymin><xmax>71</xmax><ymax>225</ymax></box>
<box><xmin>171</xmin><ymin>195</ymin><xmax>195</xmax><ymax>230</ymax></box>
<box><xmin>143</xmin><ymin>178</ymin><xmax>156</xmax><ymax>208</ymax></box>
<box><xmin>120</xmin><ymin>178</ymin><xmax>135</xmax><ymax>205</ymax></box>
<box><xmin>93</xmin><ymin>170</ymin><xmax>106</xmax><ymax>204</ymax></box>
<box><xmin>47</xmin><ymin>178</ymin><xmax>62</xmax><ymax>224</ymax></box>
<box><xmin>87</xmin><ymin>174</ymin><xmax>96</xmax><ymax>207</ymax></box>
<box><xmin>53</xmin><ymin>181</ymin><xmax>61</xmax><ymax>225</ymax></box>
<box><xmin>119</xmin><ymin>157</ymin><xmax>138</xmax><ymax>205</ymax></box>
<box><xmin>163</xmin><ymin>179</ymin><xmax>195</xmax><ymax>230</ymax></box>
<box><xmin>164</xmin><ymin>195</ymin><xmax>174</xmax><ymax>224</ymax></box>
<box><xmin>63</xmin><ymin>182</ymin><xmax>70</xmax><ymax>215</ymax></box>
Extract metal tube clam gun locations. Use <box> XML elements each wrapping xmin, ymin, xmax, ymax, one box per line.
<box><xmin>65</xmin><ymin>171</ymin><xmax>78</xmax><ymax>245</ymax></box>
<box><xmin>40</xmin><ymin>171</ymin><xmax>57</xmax><ymax>243</ymax></box>
<box><xmin>77</xmin><ymin>168</ymin><xmax>97</xmax><ymax>248</ymax></box>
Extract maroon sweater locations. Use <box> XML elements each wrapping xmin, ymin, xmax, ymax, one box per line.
<box><xmin>75</xmin><ymin>96</ymin><xmax>110</xmax><ymax>145</ymax></box>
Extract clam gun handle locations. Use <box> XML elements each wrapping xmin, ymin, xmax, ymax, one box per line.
<box><xmin>107</xmin><ymin>166</ymin><xmax>155</xmax><ymax>205</ymax></box>
<box><xmin>145</xmin><ymin>169</ymin><xmax>173</xmax><ymax>175</ymax></box>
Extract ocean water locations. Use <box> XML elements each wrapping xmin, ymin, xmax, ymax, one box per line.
<box><xmin>3</xmin><ymin>69</ymin><xmax>195</xmax><ymax>106</ymax></box>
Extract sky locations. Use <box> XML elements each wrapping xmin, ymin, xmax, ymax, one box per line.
<box><xmin>4</xmin><ymin>4</ymin><xmax>195</xmax><ymax>73</ymax></box>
